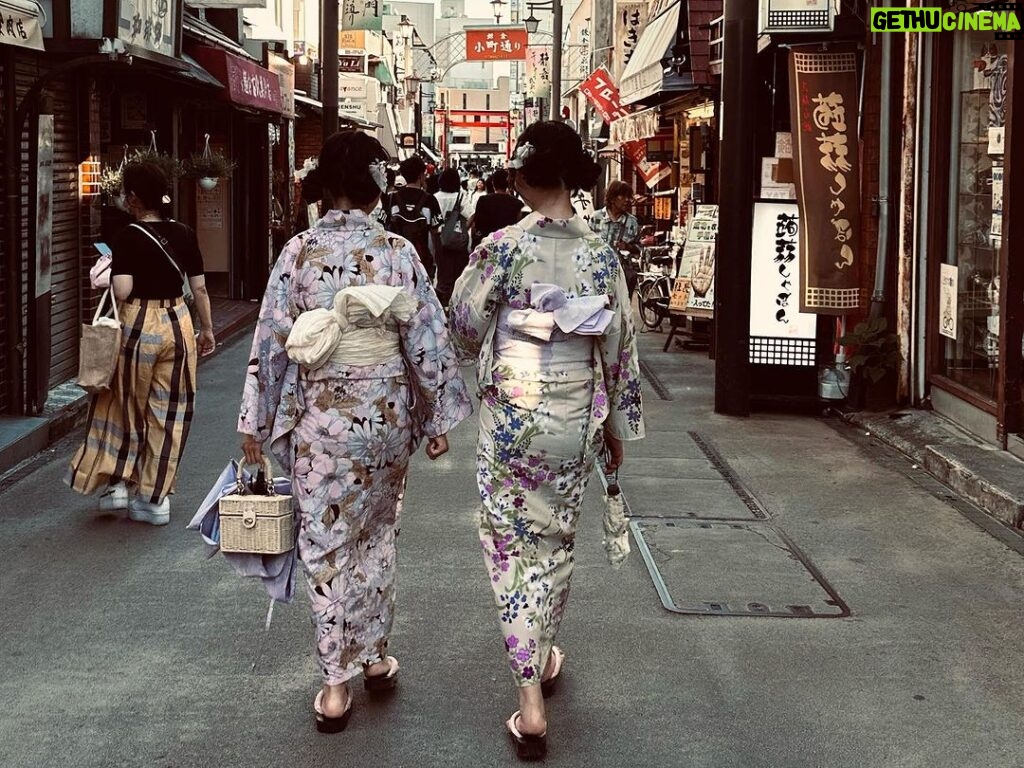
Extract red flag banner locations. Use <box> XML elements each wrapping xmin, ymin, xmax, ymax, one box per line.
<box><xmin>465</xmin><ymin>27</ymin><xmax>528</xmax><ymax>61</ymax></box>
<box><xmin>789</xmin><ymin>49</ymin><xmax>862</xmax><ymax>314</ymax></box>
<box><xmin>580</xmin><ymin>66</ymin><xmax>669</xmax><ymax>189</ymax></box>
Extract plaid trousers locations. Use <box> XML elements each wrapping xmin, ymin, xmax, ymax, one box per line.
<box><xmin>67</xmin><ymin>299</ymin><xmax>197</xmax><ymax>504</ymax></box>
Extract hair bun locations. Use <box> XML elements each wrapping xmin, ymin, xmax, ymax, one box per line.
<box><xmin>301</xmin><ymin>166</ymin><xmax>324</xmax><ymax>203</ymax></box>
<box><xmin>563</xmin><ymin>154</ymin><xmax>601</xmax><ymax>192</ymax></box>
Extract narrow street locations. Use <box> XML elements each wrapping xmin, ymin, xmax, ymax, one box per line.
<box><xmin>2</xmin><ymin>330</ymin><xmax>1023</xmax><ymax>768</ymax></box>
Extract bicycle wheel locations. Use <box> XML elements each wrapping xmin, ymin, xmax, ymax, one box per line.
<box><xmin>638</xmin><ymin>278</ymin><xmax>667</xmax><ymax>330</ymax></box>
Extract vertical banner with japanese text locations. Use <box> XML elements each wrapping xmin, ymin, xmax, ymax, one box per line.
<box><xmin>580</xmin><ymin>66</ymin><xmax>669</xmax><ymax>190</ymax></box>
<box><xmin>613</xmin><ymin>2</ymin><xmax>649</xmax><ymax>81</ymax></box>
<box><xmin>789</xmin><ymin>48</ymin><xmax>862</xmax><ymax>314</ymax></box>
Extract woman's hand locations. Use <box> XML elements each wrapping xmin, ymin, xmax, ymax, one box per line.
<box><xmin>426</xmin><ymin>434</ymin><xmax>449</xmax><ymax>460</ymax></box>
<box><xmin>198</xmin><ymin>329</ymin><xmax>216</xmax><ymax>356</ymax></box>
<box><xmin>241</xmin><ymin>434</ymin><xmax>264</xmax><ymax>465</ymax></box>
<box><xmin>604</xmin><ymin>431</ymin><xmax>624</xmax><ymax>472</ymax></box>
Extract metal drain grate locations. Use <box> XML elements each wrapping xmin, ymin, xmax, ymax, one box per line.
<box><xmin>687</xmin><ymin>432</ymin><xmax>770</xmax><ymax>520</ymax></box>
<box><xmin>638</xmin><ymin>360</ymin><xmax>673</xmax><ymax>401</ymax></box>
<box><xmin>630</xmin><ymin>519</ymin><xmax>850</xmax><ymax>618</ymax></box>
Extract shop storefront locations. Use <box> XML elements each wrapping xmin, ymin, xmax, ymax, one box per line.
<box><xmin>188</xmin><ymin>38</ymin><xmax>283</xmax><ymax>299</ymax></box>
<box><xmin>922</xmin><ymin>33</ymin><xmax>1020</xmax><ymax>448</ymax></box>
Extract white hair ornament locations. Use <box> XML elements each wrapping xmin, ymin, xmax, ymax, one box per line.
<box><xmin>370</xmin><ymin>161</ymin><xmax>388</xmax><ymax>192</ymax></box>
<box><xmin>507</xmin><ymin>142</ymin><xmax>535</xmax><ymax>170</ymax></box>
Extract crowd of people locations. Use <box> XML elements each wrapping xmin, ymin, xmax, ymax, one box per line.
<box><xmin>66</xmin><ymin>122</ymin><xmax>645</xmax><ymax>762</ymax></box>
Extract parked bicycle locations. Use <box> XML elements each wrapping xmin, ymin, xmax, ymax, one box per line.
<box><xmin>636</xmin><ymin>243</ymin><xmax>678</xmax><ymax>331</ymax></box>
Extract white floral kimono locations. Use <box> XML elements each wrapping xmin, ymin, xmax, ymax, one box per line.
<box><xmin>449</xmin><ymin>212</ymin><xmax>644</xmax><ymax>686</ymax></box>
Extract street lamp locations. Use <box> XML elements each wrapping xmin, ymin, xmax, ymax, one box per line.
<box><xmin>491</xmin><ymin>0</ymin><xmax>506</xmax><ymax>23</ymax></box>
<box><xmin>523</xmin><ymin>1</ymin><xmax>563</xmax><ymax>121</ymax></box>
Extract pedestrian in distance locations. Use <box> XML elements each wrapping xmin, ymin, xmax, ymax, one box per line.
<box><xmin>469</xmin><ymin>167</ymin><xmax>525</xmax><ymax>249</ymax></box>
<box><xmin>449</xmin><ymin>121</ymin><xmax>645</xmax><ymax>761</ymax></box>
<box><xmin>590</xmin><ymin>180</ymin><xmax>642</xmax><ymax>297</ymax></box>
<box><xmin>383</xmin><ymin>155</ymin><xmax>442</xmax><ymax>281</ymax></box>
<box><xmin>66</xmin><ymin>161</ymin><xmax>215</xmax><ymax>525</ymax></box>
<box><xmin>238</xmin><ymin>130</ymin><xmax>472</xmax><ymax>734</ymax></box>
<box><xmin>433</xmin><ymin>167</ymin><xmax>474</xmax><ymax>308</ymax></box>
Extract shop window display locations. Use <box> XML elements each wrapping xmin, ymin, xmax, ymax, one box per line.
<box><xmin>941</xmin><ymin>32</ymin><xmax>1007</xmax><ymax>401</ymax></box>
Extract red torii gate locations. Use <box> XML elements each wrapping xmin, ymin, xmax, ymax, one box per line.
<box><xmin>437</xmin><ymin>109</ymin><xmax>513</xmax><ymax>166</ymax></box>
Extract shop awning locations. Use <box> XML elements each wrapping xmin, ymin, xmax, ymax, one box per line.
<box><xmin>377</xmin><ymin>102</ymin><xmax>400</xmax><ymax>160</ymax></box>
<box><xmin>191</xmin><ymin>46</ymin><xmax>283</xmax><ymax>115</ymax></box>
<box><xmin>374</xmin><ymin>63</ymin><xmax>395</xmax><ymax>87</ymax></box>
<box><xmin>620</xmin><ymin>1</ymin><xmax>694</xmax><ymax>106</ymax></box>
<box><xmin>0</xmin><ymin>0</ymin><xmax>45</xmax><ymax>51</ymax></box>
<box><xmin>176</xmin><ymin>53</ymin><xmax>225</xmax><ymax>90</ymax></box>
<box><xmin>610</xmin><ymin>106</ymin><xmax>660</xmax><ymax>145</ymax></box>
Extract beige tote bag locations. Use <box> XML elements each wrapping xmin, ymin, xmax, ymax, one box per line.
<box><xmin>76</xmin><ymin>289</ymin><xmax>122</xmax><ymax>394</ymax></box>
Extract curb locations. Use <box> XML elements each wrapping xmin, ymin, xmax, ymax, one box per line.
<box><xmin>843</xmin><ymin>410</ymin><xmax>1024</xmax><ymax>535</ymax></box>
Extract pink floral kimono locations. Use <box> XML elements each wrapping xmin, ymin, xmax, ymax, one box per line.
<box><xmin>239</xmin><ymin>209</ymin><xmax>472</xmax><ymax>685</ymax></box>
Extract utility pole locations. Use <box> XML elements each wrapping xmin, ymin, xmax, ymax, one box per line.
<box><xmin>549</xmin><ymin>0</ymin><xmax>562</xmax><ymax>120</ymax></box>
<box><xmin>714</xmin><ymin>0</ymin><xmax>756</xmax><ymax>416</ymax></box>
<box><xmin>322</xmin><ymin>0</ymin><xmax>339</xmax><ymax>140</ymax></box>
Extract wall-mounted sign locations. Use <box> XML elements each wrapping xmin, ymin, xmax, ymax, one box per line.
<box><xmin>339</xmin><ymin>29</ymin><xmax>366</xmax><ymax>49</ymax></box>
<box><xmin>609</xmin><ymin>106</ymin><xmax>659</xmax><ymax>145</ymax></box>
<box><xmin>749</xmin><ymin>202</ymin><xmax>818</xmax><ymax>365</ymax></box>
<box><xmin>939</xmin><ymin>263</ymin><xmax>958</xmax><ymax>341</ymax></box>
<box><xmin>613</xmin><ymin>2</ymin><xmax>648</xmax><ymax>79</ymax></box>
<box><xmin>0</xmin><ymin>0</ymin><xmax>45</xmax><ymax>50</ymax></box>
<box><xmin>192</xmin><ymin>46</ymin><xmax>283</xmax><ymax>114</ymax></box>
<box><xmin>340</xmin><ymin>52</ymin><xmax>366</xmax><ymax>73</ymax></box>
<box><xmin>466</xmin><ymin>27</ymin><xmax>528</xmax><ymax>61</ymax></box>
<box><xmin>400</xmin><ymin>133</ymin><xmax>417</xmax><ymax>149</ymax></box>
<box><xmin>268</xmin><ymin>54</ymin><xmax>296</xmax><ymax>118</ymax></box>
<box><xmin>118</xmin><ymin>0</ymin><xmax>178</xmax><ymax>58</ymax></box>
<box><xmin>759</xmin><ymin>0</ymin><xmax>835</xmax><ymax>34</ymax></box>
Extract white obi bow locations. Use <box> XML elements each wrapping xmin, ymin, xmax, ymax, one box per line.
<box><xmin>506</xmin><ymin>283</ymin><xmax>614</xmax><ymax>342</ymax></box>
<box><xmin>285</xmin><ymin>285</ymin><xmax>418</xmax><ymax>369</ymax></box>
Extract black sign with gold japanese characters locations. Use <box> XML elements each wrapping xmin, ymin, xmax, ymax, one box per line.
<box><xmin>789</xmin><ymin>47</ymin><xmax>862</xmax><ymax>314</ymax></box>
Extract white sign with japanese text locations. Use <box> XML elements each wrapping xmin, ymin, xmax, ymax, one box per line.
<box><xmin>939</xmin><ymin>263</ymin><xmax>958</xmax><ymax>341</ymax></box>
<box><xmin>118</xmin><ymin>0</ymin><xmax>178</xmax><ymax>58</ymax></box>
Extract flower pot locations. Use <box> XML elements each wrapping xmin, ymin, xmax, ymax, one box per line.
<box><xmin>198</xmin><ymin>177</ymin><xmax>218</xmax><ymax>191</ymax></box>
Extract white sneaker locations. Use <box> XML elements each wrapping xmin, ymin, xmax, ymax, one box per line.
<box><xmin>129</xmin><ymin>497</ymin><xmax>170</xmax><ymax>526</ymax></box>
<box><xmin>98</xmin><ymin>482</ymin><xmax>129</xmax><ymax>511</ymax></box>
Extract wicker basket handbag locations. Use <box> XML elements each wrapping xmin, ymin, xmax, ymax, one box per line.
<box><xmin>218</xmin><ymin>457</ymin><xmax>294</xmax><ymax>555</ymax></box>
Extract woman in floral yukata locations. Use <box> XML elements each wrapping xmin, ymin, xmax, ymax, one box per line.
<box><xmin>237</xmin><ymin>130</ymin><xmax>472</xmax><ymax>734</ymax></box>
<box><xmin>449</xmin><ymin>121</ymin><xmax>645</xmax><ymax>760</ymax></box>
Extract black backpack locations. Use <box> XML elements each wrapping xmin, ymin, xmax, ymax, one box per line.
<box><xmin>439</xmin><ymin>193</ymin><xmax>470</xmax><ymax>252</ymax></box>
<box><xmin>386</xmin><ymin>189</ymin><xmax>431</xmax><ymax>245</ymax></box>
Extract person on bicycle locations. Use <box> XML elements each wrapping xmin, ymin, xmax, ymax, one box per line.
<box><xmin>590</xmin><ymin>180</ymin><xmax>640</xmax><ymax>296</ymax></box>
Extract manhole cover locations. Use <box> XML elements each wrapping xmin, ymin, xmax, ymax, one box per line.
<box><xmin>630</xmin><ymin>519</ymin><xmax>849</xmax><ymax>618</ymax></box>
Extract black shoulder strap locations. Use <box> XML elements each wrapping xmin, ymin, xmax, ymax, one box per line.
<box><xmin>131</xmin><ymin>221</ymin><xmax>186</xmax><ymax>281</ymax></box>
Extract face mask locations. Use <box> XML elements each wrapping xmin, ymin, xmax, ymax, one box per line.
<box><xmin>116</xmin><ymin>192</ymin><xmax>128</xmax><ymax>212</ymax></box>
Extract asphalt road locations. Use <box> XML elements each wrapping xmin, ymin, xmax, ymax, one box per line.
<box><xmin>1</xmin><ymin>330</ymin><xmax>1023</xmax><ymax>768</ymax></box>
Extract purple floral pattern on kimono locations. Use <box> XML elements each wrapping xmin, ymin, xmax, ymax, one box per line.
<box><xmin>239</xmin><ymin>209</ymin><xmax>472</xmax><ymax>685</ymax></box>
<box><xmin>449</xmin><ymin>212</ymin><xmax>643</xmax><ymax>686</ymax></box>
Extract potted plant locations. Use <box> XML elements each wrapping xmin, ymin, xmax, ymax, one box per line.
<box><xmin>99</xmin><ymin>165</ymin><xmax>124</xmax><ymax>205</ymax></box>
<box><xmin>839</xmin><ymin>317</ymin><xmax>901</xmax><ymax>410</ymax></box>
<box><xmin>129</xmin><ymin>148</ymin><xmax>184</xmax><ymax>183</ymax></box>
<box><xmin>185</xmin><ymin>148</ymin><xmax>235</xmax><ymax>190</ymax></box>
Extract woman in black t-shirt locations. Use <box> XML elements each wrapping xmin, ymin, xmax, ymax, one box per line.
<box><xmin>67</xmin><ymin>162</ymin><xmax>214</xmax><ymax>526</ymax></box>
